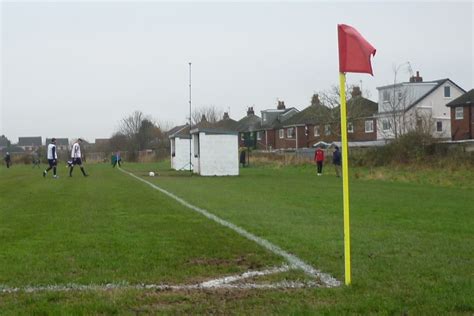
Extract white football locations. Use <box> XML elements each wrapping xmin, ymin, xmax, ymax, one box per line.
<box><xmin>149</xmin><ymin>172</ymin><xmax>155</xmax><ymax>177</ymax></box>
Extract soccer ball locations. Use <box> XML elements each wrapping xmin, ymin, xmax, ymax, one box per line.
<box><xmin>149</xmin><ymin>171</ymin><xmax>155</xmax><ymax>177</ymax></box>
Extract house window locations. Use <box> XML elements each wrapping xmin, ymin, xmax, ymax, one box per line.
<box><xmin>382</xmin><ymin>119</ymin><xmax>391</xmax><ymax>131</ymax></box>
<box><xmin>314</xmin><ymin>125</ymin><xmax>320</xmax><ymax>137</ymax></box>
<box><xmin>365</xmin><ymin>120</ymin><xmax>374</xmax><ymax>133</ymax></box>
<box><xmin>397</xmin><ymin>91</ymin><xmax>403</xmax><ymax>100</ymax></box>
<box><xmin>444</xmin><ymin>86</ymin><xmax>451</xmax><ymax>98</ymax></box>
<box><xmin>240</xmin><ymin>133</ymin><xmax>245</xmax><ymax>141</ymax></box>
<box><xmin>279</xmin><ymin>129</ymin><xmax>284</xmax><ymax>139</ymax></box>
<box><xmin>436</xmin><ymin>121</ymin><xmax>443</xmax><ymax>132</ymax></box>
<box><xmin>383</xmin><ymin>90</ymin><xmax>390</xmax><ymax>102</ymax></box>
<box><xmin>347</xmin><ymin>122</ymin><xmax>354</xmax><ymax>133</ymax></box>
<box><xmin>324</xmin><ymin>124</ymin><xmax>331</xmax><ymax>136</ymax></box>
<box><xmin>257</xmin><ymin>131</ymin><xmax>262</xmax><ymax>140</ymax></box>
<box><xmin>262</xmin><ymin>113</ymin><xmax>267</xmax><ymax>122</ymax></box>
<box><xmin>287</xmin><ymin>128</ymin><xmax>294</xmax><ymax>138</ymax></box>
<box><xmin>455</xmin><ymin>107</ymin><xmax>464</xmax><ymax>120</ymax></box>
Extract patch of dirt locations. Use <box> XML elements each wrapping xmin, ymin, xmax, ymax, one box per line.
<box><xmin>186</xmin><ymin>256</ymin><xmax>263</xmax><ymax>270</ymax></box>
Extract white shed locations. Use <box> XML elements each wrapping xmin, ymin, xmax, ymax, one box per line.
<box><xmin>169</xmin><ymin>124</ymin><xmax>193</xmax><ymax>171</ymax></box>
<box><xmin>190</xmin><ymin>127</ymin><xmax>239</xmax><ymax>176</ymax></box>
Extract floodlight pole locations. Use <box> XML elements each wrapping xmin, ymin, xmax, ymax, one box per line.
<box><xmin>189</xmin><ymin>62</ymin><xmax>192</xmax><ymax>174</ymax></box>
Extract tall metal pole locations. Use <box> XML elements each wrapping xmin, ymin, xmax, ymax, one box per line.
<box><xmin>189</xmin><ymin>62</ymin><xmax>192</xmax><ymax>173</ymax></box>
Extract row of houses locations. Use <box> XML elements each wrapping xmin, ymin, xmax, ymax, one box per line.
<box><xmin>0</xmin><ymin>137</ymin><xmax>96</xmax><ymax>153</ymax></box>
<box><xmin>168</xmin><ymin>73</ymin><xmax>472</xmax><ymax>175</ymax></box>
<box><xmin>234</xmin><ymin>74</ymin><xmax>471</xmax><ymax>151</ymax></box>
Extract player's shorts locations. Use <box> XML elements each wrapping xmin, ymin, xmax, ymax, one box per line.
<box><xmin>48</xmin><ymin>159</ymin><xmax>57</xmax><ymax>167</ymax></box>
<box><xmin>72</xmin><ymin>158</ymin><xmax>82</xmax><ymax>166</ymax></box>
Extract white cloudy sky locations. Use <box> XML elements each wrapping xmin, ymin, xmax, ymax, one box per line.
<box><xmin>1</xmin><ymin>1</ymin><xmax>473</xmax><ymax>143</ymax></box>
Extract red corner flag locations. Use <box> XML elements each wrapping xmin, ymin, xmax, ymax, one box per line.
<box><xmin>338</xmin><ymin>24</ymin><xmax>376</xmax><ymax>75</ymax></box>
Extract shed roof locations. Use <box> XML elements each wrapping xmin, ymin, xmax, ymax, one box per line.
<box><xmin>168</xmin><ymin>124</ymin><xmax>191</xmax><ymax>139</ymax></box>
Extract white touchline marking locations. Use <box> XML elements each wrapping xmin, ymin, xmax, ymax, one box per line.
<box><xmin>0</xmin><ymin>265</ymin><xmax>320</xmax><ymax>293</ymax></box>
<box><xmin>118</xmin><ymin>168</ymin><xmax>341</xmax><ymax>288</ymax></box>
<box><xmin>199</xmin><ymin>264</ymin><xmax>291</xmax><ymax>288</ymax></box>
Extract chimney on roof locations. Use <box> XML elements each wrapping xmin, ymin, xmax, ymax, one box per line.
<box><xmin>277</xmin><ymin>100</ymin><xmax>286</xmax><ymax>110</ymax></box>
<box><xmin>247</xmin><ymin>107</ymin><xmax>254</xmax><ymax>116</ymax></box>
<box><xmin>351</xmin><ymin>86</ymin><xmax>362</xmax><ymax>98</ymax></box>
<box><xmin>409</xmin><ymin>71</ymin><xmax>423</xmax><ymax>83</ymax></box>
<box><xmin>311</xmin><ymin>94</ymin><xmax>321</xmax><ymax>106</ymax></box>
<box><xmin>223</xmin><ymin>112</ymin><xmax>229</xmax><ymax>120</ymax></box>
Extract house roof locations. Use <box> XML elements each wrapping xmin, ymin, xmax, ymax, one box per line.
<box><xmin>259</xmin><ymin>107</ymin><xmax>299</xmax><ymax>129</ymax></box>
<box><xmin>337</xmin><ymin>96</ymin><xmax>378</xmax><ymax>118</ymax></box>
<box><xmin>405</xmin><ymin>79</ymin><xmax>466</xmax><ymax>112</ymax></box>
<box><xmin>282</xmin><ymin>104</ymin><xmax>331</xmax><ymax>126</ymax></box>
<box><xmin>18</xmin><ymin>137</ymin><xmax>42</xmax><ymax>146</ymax></box>
<box><xmin>446</xmin><ymin>89</ymin><xmax>474</xmax><ymax>107</ymax></box>
<box><xmin>95</xmin><ymin>138</ymin><xmax>110</xmax><ymax>145</ymax></box>
<box><xmin>214</xmin><ymin>117</ymin><xmax>239</xmax><ymax>131</ymax></box>
<box><xmin>378</xmin><ymin>79</ymin><xmax>466</xmax><ymax>113</ymax></box>
<box><xmin>237</xmin><ymin>114</ymin><xmax>261</xmax><ymax>132</ymax></box>
<box><xmin>46</xmin><ymin>138</ymin><xmax>69</xmax><ymax>146</ymax></box>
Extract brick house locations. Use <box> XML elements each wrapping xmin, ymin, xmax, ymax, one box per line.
<box><xmin>281</xmin><ymin>88</ymin><xmax>377</xmax><ymax>149</ymax></box>
<box><xmin>255</xmin><ymin>101</ymin><xmax>299</xmax><ymax>150</ymax></box>
<box><xmin>446</xmin><ymin>89</ymin><xmax>473</xmax><ymax>140</ymax></box>
<box><xmin>237</xmin><ymin>107</ymin><xmax>261</xmax><ymax>149</ymax></box>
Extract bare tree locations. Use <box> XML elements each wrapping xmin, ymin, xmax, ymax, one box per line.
<box><xmin>119</xmin><ymin>111</ymin><xmax>146</xmax><ymax>139</ymax></box>
<box><xmin>191</xmin><ymin>105</ymin><xmax>223</xmax><ymax>125</ymax></box>
<box><xmin>109</xmin><ymin>132</ymin><xmax>128</xmax><ymax>151</ymax></box>
<box><xmin>317</xmin><ymin>84</ymin><xmax>374</xmax><ymax>137</ymax></box>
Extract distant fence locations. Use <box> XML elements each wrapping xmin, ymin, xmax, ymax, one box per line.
<box><xmin>1</xmin><ymin>148</ymin><xmax>171</xmax><ymax>165</ymax></box>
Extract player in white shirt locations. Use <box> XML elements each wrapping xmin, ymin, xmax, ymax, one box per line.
<box><xmin>69</xmin><ymin>138</ymin><xmax>88</xmax><ymax>177</ymax></box>
<box><xmin>43</xmin><ymin>138</ymin><xmax>58</xmax><ymax>178</ymax></box>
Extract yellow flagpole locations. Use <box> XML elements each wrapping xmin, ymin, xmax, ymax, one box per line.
<box><xmin>339</xmin><ymin>72</ymin><xmax>351</xmax><ymax>285</ymax></box>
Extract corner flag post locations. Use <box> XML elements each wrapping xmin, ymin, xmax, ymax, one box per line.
<box><xmin>339</xmin><ymin>72</ymin><xmax>351</xmax><ymax>285</ymax></box>
<box><xmin>338</xmin><ymin>23</ymin><xmax>376</xmax><ymax>286</ymax></box>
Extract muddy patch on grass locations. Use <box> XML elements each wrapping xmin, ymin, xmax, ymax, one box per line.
<box><xmin>187</xmin><ymin>255</ymin><xmax>263</xmax><ymax>270</ymax></box>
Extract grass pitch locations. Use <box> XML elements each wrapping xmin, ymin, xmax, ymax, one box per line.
<box><xmin>0</xmin><ymin>162</ymin><xmax>472</xmax><ymax>314</ymax></box>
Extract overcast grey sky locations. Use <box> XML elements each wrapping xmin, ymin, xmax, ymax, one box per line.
<box><xmin>1</xmin><ymin>1</ymin><xmax>473</xmax><ymax>143</ymax></box>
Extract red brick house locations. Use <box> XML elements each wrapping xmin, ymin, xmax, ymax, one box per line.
<box><xmin>281</xmin><ymin>88</ymin><xmax>378</xmax><ymax>149</ymax></box>
<box><xmin>254</xmin><ymin>101</ymin><xmax>299</xmax><ymax>150</ymax></box>
<box><xmin>237</xmin><ymin>107</ymin><xmax>261</xmax><ymax>148</ymax></box>
<box><xmin>446</xmin><ymin>89</ymin><xmax>473</xmax><ymax>140</ymax></box>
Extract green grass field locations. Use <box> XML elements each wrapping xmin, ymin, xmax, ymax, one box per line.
<box><xmin>0</xmin><ymin>161</ymin><xmax>472</xmax><ymax>314</ymax></box>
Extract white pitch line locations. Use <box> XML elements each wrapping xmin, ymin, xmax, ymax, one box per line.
<box><xmin>199</xmin><ymin>264</ymin><xmax>291</xmax><ymax>288</ymax></box>
<box><xmin>0</xmin><ymin>265</ymin><xmax>319</xmax><ymax>294</ymax></box>
<box><xmin>118</xmin><ymin>168</ymin><xmax>340</xmax><ymax>288</ymax></box>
